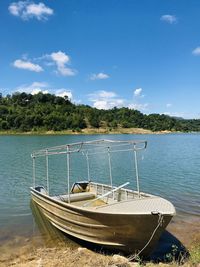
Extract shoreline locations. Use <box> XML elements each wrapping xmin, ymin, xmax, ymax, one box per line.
<box><xmin>0</xmin><ymin>127</ymin><xmax>176</xmax><ymax>136</ymax></box>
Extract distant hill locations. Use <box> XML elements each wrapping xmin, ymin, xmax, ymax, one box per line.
<box><xmin>0</xmin><ymin>92</ymin><xmax>200</xmax><ymax>132</ymax></box>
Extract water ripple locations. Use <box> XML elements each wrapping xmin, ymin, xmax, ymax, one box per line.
<box><xmin>0</xmin><ymin>134</ymin><xmax>199</xmax><ymax>236</ymax></box>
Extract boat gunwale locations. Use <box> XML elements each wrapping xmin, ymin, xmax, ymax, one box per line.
<box><xmin>30</xmin><ymin>185</ymin><xmax>176</xmax><ymax>216</ymax></box>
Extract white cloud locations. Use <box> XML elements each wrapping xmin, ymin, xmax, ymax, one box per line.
<box><xmin>89</xmin><ymin>90</ymin><xmax>124</xmax><ymax>109</ymax></box>
<box><xmin>89</xmin><ymin>90</ymin><xmax>117</xmax><ymax>101</ymax></box>
<box><xmin>9</xmin><ymin>1</ymin><xmax>23</xmax><ymax>16</ymax></box>
<box><xmin>93</xmin><ymin>99</ymin><xmax>124</xmax><ymax>110</ymax></box>
<box><xmin>129</xmin><ymin>87</ymin><xmax>148</xmax><ymax>111</ymax></box>
<box><xmin>163</xmin><ymin>112</ymin><xmax>185</xmax><ymax>118</ymax></box>
<box><xmin>134</xmin><ymin>88</ymin><xmax>143</xmax><ymax>97</ymax></box>
<box><xmin>13</xmin><ymin>59</ymin><xmax>43</xmax><ymax>72</ymax></box>
<box><xmin>57</xmin><ymin>67</ymin><xmax>76</xmax><ymax>76</ymax></box>
<box><xmin>129</xmin><ymin>103</ymin><xmax>149</xmax><ymax>111</ymax></box>
<box><xmin>8</xmin><ymin>1</ymin><xmax>53</xmax><ymax>21</ymax></box>
<box><xmin>30</xmin><ymin>81</ymin><xmax>47</xmax><ymax>88</ymax></box>
<box><xmin>51</xmin><ymin>51</ymin><xmax>70</xmax><ymax>65</ymax></box>
<box><xmin>90</xmin><ymin>72</ymin><xmax>109</xmax><ymax>80</ymax></box>
<box><xmin>192</xmin><ymin>47</ymin><xmax>200</xmax><ymax>56</ymax></box>
<box><xmin>98</xmin><ymin>90</ymin><xmax>117</xmax><ymax>98</ymax></box>
<box><xmin>89</xmin><ymin>89</ymin><xmax>149</xmax><ymax>111</ymax></box>
<box><xmin>166</xmin><ymin>103</ymin><xmax>172</xmax><ymax>108</ymax></box>
<box><xmin>15</xmin><ymin>81</ymin><xmax>49</xmax><ymax>94</ymax></box>
<box><xmin>55</xmin><ymin>89</ymin><xmax>73</xmax><ymax>100</ymax></box>
<box><xmin>31</xmin><ymin>88</ymin><xmax>49</xmax><ymax>95</ymax></box>
<box><xmin>13</xmin><ymin>82</ymin><xmax>74</xmax><ymax>100</ymax></box>
<box><xmin>13</xmin><ymin>51</ymin><xmax>76</xmax><ymax>76</ymax></box>
<box><xmin>48</xmin><ymin>51</ymin><xmax>76</xmax><ymax>76</ymax></box>
<box><xmin>160</xmin><ymin>15</ymin><xmax>177</xmax><ymax>24</ymax></box>
<box><xmin>93</xmin><ymin>100</ymin><xmax>110</xmax><ymax>109</ymax></box>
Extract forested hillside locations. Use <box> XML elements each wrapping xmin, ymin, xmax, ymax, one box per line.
<box><xmin>0</xmin><ymin>92</ymin><xmax>200</xmax><ymax>132</ymax></box>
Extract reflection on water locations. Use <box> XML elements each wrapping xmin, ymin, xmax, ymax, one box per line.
<box><xmin>30</xmin><ymin>200</ymin><xmax>78</xmax><ymax>249</ymax></box>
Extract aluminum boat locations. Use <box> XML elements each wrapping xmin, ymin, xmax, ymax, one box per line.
<box><xmin>30</xmin><ymin>139</ymin><xmax>175</xmax><ymax>257</ymax></box>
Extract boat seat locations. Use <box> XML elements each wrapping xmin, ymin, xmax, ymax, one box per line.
<box><xmin>70</xmin><ymin>181</ymin><xmax>90</xmax><ymax>193</ymax></box>
<box><xmin>54</xmin><ymin>192</ymin><xmax>96</xmax><ymax>203</ymax></box>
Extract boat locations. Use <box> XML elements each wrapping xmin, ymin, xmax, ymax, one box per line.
<box><xmin>30</xmin><ymin>139</ymin><xmax>176</xmax><ymax>257</ymax></box>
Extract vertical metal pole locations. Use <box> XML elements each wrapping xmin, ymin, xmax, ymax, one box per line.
<box><xmin>46</xmin><ymin>150</ymin><xmax>49</xmax><ymax>195</ymax></box>
<box><xmin>134</xmin><ymin>145</ymin><xmax>140</xmax><ymax>198</ymax></box>
<box><xmin>86</xmin><ymin>152</ymin><xmax>90</xmax><ymax>181</ymax></box>
<box><xmin>108</xmin><ymin>147</ymin><xmax>113</xmax><ymax>189</ymax></box>
<box><xmin>67</xmin><ymin>145</ymin><xmax>70</xmax><ymax>203</ymax></box>
<box><xmin>33</xmin><ymin>156</ymin><xmax>36</xmax><ymax>188</ymax></box>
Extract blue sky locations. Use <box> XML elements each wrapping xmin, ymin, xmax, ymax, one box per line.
<box><xmin>1</xmin><ymin>0</ymin><xmax>200</xmax><ymax>118</ymax></box>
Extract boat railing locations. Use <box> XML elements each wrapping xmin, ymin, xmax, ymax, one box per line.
<box><xmin>82</xmin><ymin>182</ymin><xmax>130</xmax><ymax>207</ymax></box>
<box><xmin>31</xmin><ymin>139</ymin><xmax>147</xmax><ymax>201</ymax></box>
<box><xmin>31</xmin><ymin>139</ymin><xmax>147</xmax><ymax>158</ymax></box>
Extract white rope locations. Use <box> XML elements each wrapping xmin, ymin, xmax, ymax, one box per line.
<box><xmin>128</xmin><ymin>213</ymin><xmax>164</xmax><ymax>261</ymax></box>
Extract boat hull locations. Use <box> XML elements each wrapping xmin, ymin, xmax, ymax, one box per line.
<box><xmin>31</xmin><ymin>188</ymin><xmax>173</xmax><ymax>257</ymax></box>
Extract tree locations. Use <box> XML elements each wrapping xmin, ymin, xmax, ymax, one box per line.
<box><xmin>0</xmin><ymin>91</ymin><xmax>198</xmax><ymax>132</ymax></box>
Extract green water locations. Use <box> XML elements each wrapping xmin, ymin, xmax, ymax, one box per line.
<box><xmin>0</xmin><ymin>134</ymin><xmax>199</xmax><ymax>247</ymax></box>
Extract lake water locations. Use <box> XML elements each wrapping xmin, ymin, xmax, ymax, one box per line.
<box><xmin>0</xmin><ymin>134</ymin><xmax>200</xmax><ymax>255</ymax></box>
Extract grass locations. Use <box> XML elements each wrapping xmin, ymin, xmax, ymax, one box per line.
<box><xmin>1</xmin><ymin>239</ymin><xmax>200</xmax><ymax>267</ymax></box>
<box><xmin>189</xmin><ymin>240</ymin><xmax>200</xmax><ymax>265</ymax></box>
<box><xmin>145</xmin><ymin>241</ymin><xmax>200</xmax><ymax>267</ymax></box>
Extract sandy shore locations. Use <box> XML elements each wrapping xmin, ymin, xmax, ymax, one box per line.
<box><xmin>0</xmin><ymin>127</ymin><xmax>173</xmax><ymax>135</ymax></box>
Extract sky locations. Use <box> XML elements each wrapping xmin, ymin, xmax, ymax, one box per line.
<box><xmin>1</xmin><ymin>0</ymin><xmax>200</xmax><ymax>118</ymax></box>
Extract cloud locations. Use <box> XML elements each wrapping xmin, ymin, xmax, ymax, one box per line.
<box><xmin>163</xmin><ymin>111</ymin><xmax>185</xmax><ymax>118</ymax></box>
<box><xmin>13</xmin><ymin>82</ymin><xmax>74</xmax><ymax>99</ymax></box>
<box><xmin>92</xmin><ymin>100</ymin><xmax>110</xmax><ymax>109</ymax></box>
<box><xmin>160</xmin><ymin>15</ymin><xmax>177</xmax><ymax>24</ymax></box>
<box><xmin>47</xmin><ymin>51</ymin><xmax>77</xmax><ymax>76</ymax></box>
<box><xmin>98</xmin><ymin>90</ymin><xmax>117</xmax><ymax>98</ymax></box>
<box><xmin>8</xmin><ymin>1</ymin><xmax>53</xmax><ymax>21</ymax></box>
<box><xmin>55</xmin><ymin>89</ymin><xmax>73</xmax><ymax>100</ymax></box>
<box><xmin>130</xmin><ymin>87</ymin><xmax>148</xmax><ymax>111</ymax></box>
<box><xmin>166</xmin><ymin>103</ymin><xmax>172</xmax><ymax>108</ymax></box>
<box><xmin>89</xmin><ymin>90</ymin><xmax>124</xmax><ymax>109</ymax></box>
<box><xmin>89</xmin><ymin>89</ymin><xmax>149</xmax><ymax>111</ymax></box>
<box><xmin>192</xmin><ymin>47</ymin><xmax>200</xmax><ymax>56</ymax></box>
<box><xmin>13</xmin><ymin>51</ymin><xmax>76</xmax><ymax>76</ymax></box>
<box><xmin>93</xmin><ymin>99</ymin><xmax>124</xmax><ymax>110</ymax></box>
<box><xmin>134</xmin><ymin>88</ymin><xmax>143</xmax><ymax>97</ymax></box>
<box><xmin>129</xmin><ymin>103</ymin><xmax>149</xmax><ymax>111</ymax></box>
<box><xmin>15</xmin><ymin>81</ymin><xmax>49</xmax><ymax>94</ymax></box>
<box><xmin>90</xmin><ymin>72</ymin><xmax>109</xmax><ymax>80</ymax></box>
<box><xmin>31</xmin><ymin>88</ymin><xmax>49</xmax><ymax>95</ymax></box>
<box><xmin>50</xmin><ymin>51</ymin><xmax>70</xmax><ymax>65</ymax></box>
<box><xmin>13</xmin><ymin>59</ymin><xmax>43</xmax><ymax>72</ymax></box>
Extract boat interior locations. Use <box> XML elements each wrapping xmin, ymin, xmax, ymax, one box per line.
<box><xmin>34</xmin><ymin>180</ymin><xmax>175</xmax><ymax>215</ymax></box>
<box><xmin>35</xmin><ymin>181</ymin><xmax>158</xmax><ymax>209</ymax></box>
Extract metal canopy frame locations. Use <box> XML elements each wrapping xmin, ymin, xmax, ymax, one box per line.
<box><xmin>31</xmin><ymin>139</ymin><xmax>147</xmax><ymax>201</ymax></box>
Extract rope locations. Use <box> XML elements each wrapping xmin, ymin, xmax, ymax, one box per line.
<box><xmin>128</xmin><ymin>213</ymin><xmax>164</xmax><ymax>261</ymax></box>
